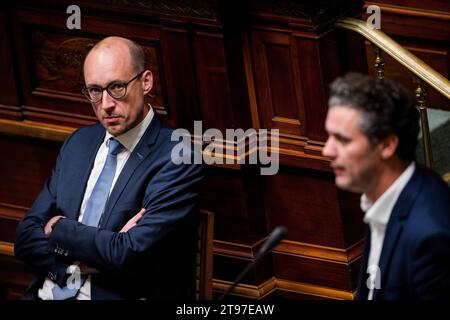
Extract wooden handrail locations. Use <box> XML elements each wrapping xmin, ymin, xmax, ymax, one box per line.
<box><xmin>0</xmin><ymin>119</ymin><xmax>74</xmax><ymax>142</ymax></box>
<box><xmin>335</xmin><ymin>17</ymin><xmax>450</xmax><ymax>100</ymax></box>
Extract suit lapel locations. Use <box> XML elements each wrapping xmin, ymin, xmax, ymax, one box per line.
<box><xmin>67</xmin><ymin>126</ymin><xmax>105</xmax><ymax>220</ymax></box>
<box><xmin>373</xmin><ymin>165</ymin><xmax>425</xmax><ymax>300</ymax></box>
<box><xmin>373</xmin><ymin>217</ymin><xmax>404</xmax><ymax>300</ymax></box>
<box><xmin>99</xmin><ymin>117</ymin><xmax>162</xmax><ymax>227</ymax></box>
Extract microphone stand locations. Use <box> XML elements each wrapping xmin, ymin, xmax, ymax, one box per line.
<box><xmin>218</xmin><ymin>226</ymin><xmax>287</xmax><ymax>301</ymax></box>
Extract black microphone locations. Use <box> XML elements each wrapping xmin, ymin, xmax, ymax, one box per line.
<box><xmin>218</xmin><ymin>226</ymin><xmax>287</xmax><ymax>300</ymax></box>
<box><xmin>258</xmin><ymin>226</ymin><xmax>287</xmax><ymax>256</ymax></box>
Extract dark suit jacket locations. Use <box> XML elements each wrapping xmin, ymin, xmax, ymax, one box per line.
<box><xmin>357</xmin><ymin>164</ymin><xmax>450</xmax><ymax>300</ymax></box>
<box><xmin>14</xmin><ymin>116</ymin><xmax>204</xmax><ymax>300</ymax></box>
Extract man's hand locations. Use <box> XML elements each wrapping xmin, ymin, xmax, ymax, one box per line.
<box><xmin>120</xmin><ymin>208</ymin><xmax>146</xmax><ymax>233</ymax></box>
<box><xmin>44</xmin><ymin>215</ymin><xmax>65</xmax><ymax>237</ymax></box>
<box><xmin>78</xmin><ymin>206</ymin><xmax>146</xmax><ymax>272</ymax></box>
<box><xmin>79</xmin><ymin>263</ymin><xmax>100</xmax><ymax>274</ymax></box>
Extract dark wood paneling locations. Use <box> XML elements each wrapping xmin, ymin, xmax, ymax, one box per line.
<box><xmin>273</xmin><ymin>253</ymin><xmax>358</xmax><ymax>291</ymax></box>
<box><xmin>0</xmin><ymin>135</ymin><xmax>61</xmax><ymax>208</ymax></box>
<box><xmin>338</xmin><ymin>190</ymin><xmax>365</xmax><ymax>248</ymax></box>
<box><xmin>0</xmin><ymin>217</ymin><xmax>20</xmax><ymax>244</ymax></box>
<box><xmin>213</xmin><ymin>253</ymin><xmax>273</xmax><ymax>286</ymax></box>
<box><xmin>250</xmin><ymin>29</ymin><xmax>305</xmax><ymax>136</ymax></box>
<box><xmin>269</xmin><ymin>290</ymin><xmax>331</xmax><ymax>300</ymax></box>
<box><xmin>297</xmin><ymin>35</ymin><xmax>339</xmax><ymax>142</ymax></box>
<box><xmin>194</xmin><ymin>32</ymin><xmax>234</xmax><ymax>132</ymax></box>
<box><xmin>200</xmin><ymin>166</ymin><xmax>267</xmax><ymax>245</ymax></box>
<box><xmin>335</xmin><ymin>29</ymin><xmax>370</xmax><ymax>75</ymax></box>
<box><xmin>0</xmin><ymin>204</ymin><xmax>27</xmax><ymax>245</ymax></box>
<box><xmin>264</xmin><ymin>167</ymin><xmax>347</xmax><ymax>248</ymax></box>
<box><xmin>159</xmin><ymin>28</ymin><xmax>201</xmax><ymax>130</ymax></box>
<box><xmin>249</xmin><ymin>27</ymin><xmax>358</xmax><ymax>143</ymax></box>
<box><xmin>249</xmin><ymin>0</ymin><xmax>363</xmax><ymax>32</ymax></box>
<box><xmin>0</xmin><ymin>4</ymin><xmax>21</xmax><ymax>120</ymax></box>
<box><xmin>369</xmin><ymin>0</ymin><xmax>450</xmax><ymax>16</ymax></box>
<box><xmin>0</xmin><ymin>253</ymin><xmax>34</xmax><ymax>300</ymax></box>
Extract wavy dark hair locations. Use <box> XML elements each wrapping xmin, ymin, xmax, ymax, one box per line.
<box><xmin>328</xmin><ymin>72</ymin><xmax>419</xmax><ymax>161</ymax></box>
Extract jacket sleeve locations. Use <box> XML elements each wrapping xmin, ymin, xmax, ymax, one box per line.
<box><xmin>412</xmin><ymin>232</ymin><xmax>450</xmax><ymax>299</ymax></box>
<box><xmin>14</xmin><ymin>134</ymin><xmax>75</xmax><ymax>287</ymax></box>
<box><xmin>47</xmin><ymin>155</ymin><xmax>204</xmax><ymax>273</ymax></box>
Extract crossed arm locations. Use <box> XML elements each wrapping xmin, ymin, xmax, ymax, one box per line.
<box><xmin>43</xmin><ymin>209</ymin><xmax>146</xmax><ymax>273</ymax></box>
<box><xmin>15</xmin><ymin>136</ymin><xmax>203</xmax><ymax>283</ymax></box>
<box><xmin>44</xmin><ymin>208</ymin><xmax>145</xmax><ymax>237</ymax></box>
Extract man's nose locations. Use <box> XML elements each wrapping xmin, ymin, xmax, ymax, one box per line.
<box><xmin>100</xmin><ymin>90</ymin><xmax>115</xmax><ymax>111</ymax></box>
<box><xmin>322</xmin><ymin>137</ymin><xmax>336</xmax><ymax>158</ymax></box>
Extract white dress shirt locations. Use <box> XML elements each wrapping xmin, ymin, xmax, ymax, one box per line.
<box><xmin>360</xmin><ymin>162</ymin><xmax>415</xmax><ymax>300</ymax></box>
<box><xmin>38</xmin><ymin>107</ymin><xmax>154</xmax><ymax>300</ymax></box>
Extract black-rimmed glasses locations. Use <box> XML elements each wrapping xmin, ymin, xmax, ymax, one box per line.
<box><xmin>82</xmin><ymin>70</ymin><xmax>144</xmax><ymax>103</ymax></box>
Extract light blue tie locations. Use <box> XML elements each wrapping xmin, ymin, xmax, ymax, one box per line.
<box><xmin>52</xmin><ymin>137</ymin><xmax>123</xmax><ymax>299</ymax></box>
<box><xmin>81</xmin><ymin>138</ymin><xmax>123</xmax><ymax>227</ymax></box>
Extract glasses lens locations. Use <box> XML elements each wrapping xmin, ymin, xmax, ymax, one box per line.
<box><xmin>107</xmin><ymin>82</ymin><xmax>126</xmax><ymax>99</ymax></box>
<box><xmin>84</xmin><ymin>87</ymin><xmax>102</xmax><ymax>102</ymax></box>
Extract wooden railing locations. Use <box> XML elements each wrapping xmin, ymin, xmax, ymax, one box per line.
<box><xmin>335</xmin><ymin>17</ymin><xmax>450</xmax><ymax>170</ymax></box>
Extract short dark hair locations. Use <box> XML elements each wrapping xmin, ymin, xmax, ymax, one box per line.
<box><xmin>127</xmin><ymin>39</ymin><xmax>146</xmax><ymax>73</ymax></box>
<box><xmin>328</xmin><ymin>72</ymin><xmax>419</xmax><ymax>161</ymax></box>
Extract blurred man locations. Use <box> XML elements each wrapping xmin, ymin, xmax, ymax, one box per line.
<box><xmin>15</xmin><ymin>36</ymin><xmax>203</xmax><ymax>300</ymax></box>
<box><xmin>323</xmin><ymin>73</ymin><xmax>450</xmax><ymax>299</ymax></box>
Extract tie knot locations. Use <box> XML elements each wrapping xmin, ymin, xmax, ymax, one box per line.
<box><xmin>108</xmin><ymin>138</ymin><xmax>123</xmax><ymax>156</ymax></box>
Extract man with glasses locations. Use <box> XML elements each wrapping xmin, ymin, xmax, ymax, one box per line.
<box><xmin>15</xmin><ymin>36</ymin><xmax>204</xmax><ymax>300</ymax></box>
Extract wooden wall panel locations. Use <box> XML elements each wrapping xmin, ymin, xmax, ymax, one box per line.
<box><xmin>0</xmin><ymin>133</ymin><xmax>62</xmax><ymax>300</ymax></box>
<box><xmin>0</xmin><ymin>136</ymin><xmax>60</xmax><ymax>208</ymax></box>
<box><xmin>213</xmin><ymin>253</ymin><xmax>273</xmax><ymax>286</ymax></box>
<box><xmin>0</xmin><ymin>251</ymin><xmax>34</xmax><ymax>300</ymax></box>
<box><xmin>0</xmin><ymin>4</ymin><xmax>21</xmax><ymax>120</ymax></box>
<box><xmin>0</xmin><ymin>134</ymin><xmax>61</xmax><ymax>263</ymax></box>
<box><xmin>368</xmin><ymin>0</ymin><xmax>450</xmax><ymax>18</ymax></box>
<box><xmin>159</xmin><ymin>28</ymin><xmax>199</xmax><ymax>129</ymax></box>
<box><xmin>296</xmin><ymin>35</ymin><xmax>338</xmax><ymax>143</ymax></box>
<box><xmin>248</xmin><ymin>27</ymin><xmax>353</xmax><ymax>161</ymax></box>
<box><xmin>193</xmin><ymin>32</ymin><xmax>234</xmax><ymax>132</ymax></box>
<box><xmin>200</xmin><ymin>167</ymin><xmax>267</xmax><ymax>245</ymax></box>
<box><xmin>273</xmin><ymin>253</ymin><xmax>355</xmax><ymax>291</ymax></box>
<box><xmin>264</xmin><ymin>167</ymin><xmax>344</xmax><ymax>248</ymax></box>
<box><xmin>250</xmin><ymin>29</ymin><xmax>305</xmax><ymax>136</ymax></box>
<box><xmin>338</xmin><ymin>190</ymin><xmax>365</xmax><ymax>248</ymax></box>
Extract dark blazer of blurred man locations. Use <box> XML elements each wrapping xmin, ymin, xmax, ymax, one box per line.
<box><xmin>323</xmin><ymin>73</ymin><xmax>450</xmax><ymax>300</ymax></box>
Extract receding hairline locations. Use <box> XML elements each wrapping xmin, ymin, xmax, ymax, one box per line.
<box><xmin>83</xmin><ymin>36</ymin><xmax>146</xmax><ymax>73</ymax></box>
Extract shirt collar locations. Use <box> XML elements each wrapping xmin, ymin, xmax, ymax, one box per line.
<box><xmin>361</xmin><ymin>162</ymin><xmax>416</xmax><ymax>226</ymax></box>
<box><xmin>104</xmin><ymin>106</ymin><xmax>154</xmax><ymax>152</ymax></box>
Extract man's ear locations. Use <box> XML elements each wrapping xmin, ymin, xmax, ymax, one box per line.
<box><xmin>380</xmin><ymin>134</ymin><xmax>399</xmax><ymax>160</ymax></box>
<box><xmin>142</xmin><ymin>70</ymin><xmax>153</xmax><ymax>95</ymax></box>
